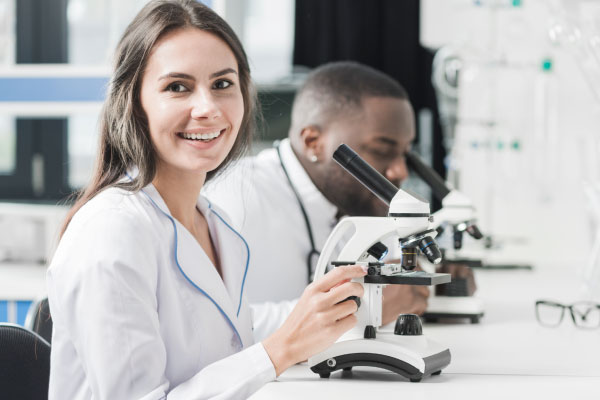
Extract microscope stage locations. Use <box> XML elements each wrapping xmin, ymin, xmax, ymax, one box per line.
<box><xmin>364</xmin><ymin>271</ymin><xmax>451</xmax><ymax>286</ymax></box>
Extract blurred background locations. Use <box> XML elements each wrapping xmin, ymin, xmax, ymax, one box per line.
<box><xmin>1</xmin><ymin>0</ymin><xmax>599</xmax><ymax>325</ymax></box>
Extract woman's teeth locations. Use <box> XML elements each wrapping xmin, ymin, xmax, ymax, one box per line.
<box><xmin>179</xmin><ymin>130</ymin><xmax>222</xmax><ymax>141</ymax></box>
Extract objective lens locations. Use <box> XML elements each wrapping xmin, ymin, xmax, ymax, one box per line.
<box><xmin>418</xmin><ymin>236</ymin><xmax>442</xmax><ymax>264</ymax></box>
<box><xmin>453</xmin><ymin>229</ymin><xmax>463</xmax><ymax>250</ymax></box>
<box><xmin>466</xmin><ymin>224</ymin><xmax>484</xmax><ymax>239</ymax></box>
<box><xmin>401</xmin><ymin>247</ymin><xmax>418</xmax><ymax>270</ymax></box>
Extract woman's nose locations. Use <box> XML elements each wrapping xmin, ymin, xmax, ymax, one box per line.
<box><xmin>190</xmin><ymin>90</ymin><xmax>221</xmax><ymax>120</ymax></box>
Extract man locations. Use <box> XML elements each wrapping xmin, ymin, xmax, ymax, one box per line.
<box><xmin>205</xmin><ymin>61</ymin><xmax>428</xmax><ymax>340</ymax></box>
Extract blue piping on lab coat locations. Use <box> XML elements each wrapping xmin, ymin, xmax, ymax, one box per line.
<box><xmin>206</xmin><ymin>200</ymin><xmax>251</xmax><ymax>317</ymax></box>
<box><xmin>139</xmin><ymin>187</ymin><xmax>247</xmax><ymax>348</ymax></box>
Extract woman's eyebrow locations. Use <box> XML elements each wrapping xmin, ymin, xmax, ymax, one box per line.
<box><xmin>209</xmin><ymin>67</ymin><xmax>237</xmax><ymax>79</ymax></box>
<box><xmin>158</xmin><ymin>72</ymin><xmax>195</xmax><ymax>81</ymax></box>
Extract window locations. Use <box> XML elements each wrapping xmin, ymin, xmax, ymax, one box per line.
<box><xmin>0</xmin><ymin>0</ymin><xmax>297</xmax><ymax>200</ymax></box>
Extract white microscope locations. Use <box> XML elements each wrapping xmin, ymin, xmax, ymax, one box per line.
<box><xmin>405</xmin><ymin>151</ymin><xmax>485</xmax><ymax>323</ymax></box>
<box><xmin>308</xmin><ymin>144</ymin><xmax>452</xmax><ymax>382</ymax></box>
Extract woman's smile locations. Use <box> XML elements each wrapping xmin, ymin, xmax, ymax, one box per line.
<box><xmin>177</xmin><ymin>127</ymin><xmax>227</xmax><ymax>149</ymax></box>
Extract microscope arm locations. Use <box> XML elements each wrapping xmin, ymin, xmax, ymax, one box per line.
<box><xmin>313</xmin><ymin>218</ymin><xmax>356</xmax><ymax>281</ymax></box>
<box><xmin>313</xmin><ymin>217</ymin><xmax>403</xmax><ymax>281</ymax></box>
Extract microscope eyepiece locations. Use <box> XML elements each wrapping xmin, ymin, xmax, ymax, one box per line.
<box><xmin>405</xmin><ymin>151</ymin><xmax>451</xmax><ymax>201</ymax></box>
<box><xmin>418</xmin><ymin>236</ymin><xmax>442</xmax><ymax>264</ymax></box>
<box><xmin>333</xmin><ymin>144</ymin><xmax>399</xmax><ymax>205</ymax></box>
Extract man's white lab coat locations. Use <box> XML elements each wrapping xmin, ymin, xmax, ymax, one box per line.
<box><xmin>205</xmin><ymin>139</ymin><xmax>339</xmax><ymax>340</ymax></box>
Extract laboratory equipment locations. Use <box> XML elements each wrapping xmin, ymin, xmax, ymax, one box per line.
<box><xmin>406</xmin><ymin>150</ymin><xmax>485</xmax><ymax>323</ymax></box>
<box><xmin>308</xmin><ymin>144</ymin><xmax>451</xmax><ymax>382</ymax></box>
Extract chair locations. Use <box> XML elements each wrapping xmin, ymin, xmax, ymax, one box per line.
<box><xmin>0</xmin><ymin>323</ymin><xmax>51</xmax><ymax>400</ymax></box>
<box><xmin>25</xmin><ymin>297</ymin><xmax>53</xmax><ymax>344</ymax></box>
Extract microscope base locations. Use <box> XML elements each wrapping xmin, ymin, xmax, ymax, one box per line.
<box><xmin>423</xmin><ymin>296</ymin><xmax>485</xmax><ymax>323</ymax></box>
<box><xmin>308</xmin><ymin>332</ymin><xmax>451</xmax><ymax>382</ymax></box>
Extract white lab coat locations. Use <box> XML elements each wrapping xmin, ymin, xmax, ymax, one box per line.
<box><xmin>204</xmin><ymin>139</ymin><xmax>339</xmax><ymax>340</ymax></box>
<box><xmin>47</xmin><ymin>182</ymin><xmax>275</xmax><ymax>400</ymax></box>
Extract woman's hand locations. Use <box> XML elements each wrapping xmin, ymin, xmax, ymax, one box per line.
<box><xmin>262</xmin><ymin>265</ymin><xmax>367</xmax><ymax>376</ymax></box>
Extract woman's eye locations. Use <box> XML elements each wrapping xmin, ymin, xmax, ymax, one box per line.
<box><xmin>213</xmin><ymin>80</ymin><xmax>232</xmax><ymax>90</ymax></box>
<box><xmin>166</xmin><ymin>82</ymin><xmax>188</xmax><ymax>93</ymax></box>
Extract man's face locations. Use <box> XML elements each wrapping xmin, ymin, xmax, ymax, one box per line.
<box><xmin>320</xmin><ymin>96</ymin><xmax>416</xmax><ymax>217</ymax></box>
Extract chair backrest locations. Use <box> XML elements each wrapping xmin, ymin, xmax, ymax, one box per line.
<box><xmin>0</xmin><ymin>323</ymin><xmax>51</xmax><ymax>400</ymax></box>
<box><xmin>25</xmin><ymin>297</ymin><xmax>53</xmax><ymax>344</ymax></box>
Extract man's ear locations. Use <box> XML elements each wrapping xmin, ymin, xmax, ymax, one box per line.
<box><xmin>299</xmin><ymin>126</ymin><xmax>324</xmax><ymax>162</ymax></box>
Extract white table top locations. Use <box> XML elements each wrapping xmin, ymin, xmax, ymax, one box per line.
<box><xmin>250</xmin><ymin>266</ymin><xmax>600</xmax><ymax>399</ymax></box>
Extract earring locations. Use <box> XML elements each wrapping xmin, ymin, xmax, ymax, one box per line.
<box><xmin>309</xmin><ymin>154</ymin><xmax>318</xmax><ymax>163</ymax></box>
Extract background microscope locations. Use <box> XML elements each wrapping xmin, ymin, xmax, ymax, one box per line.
<box><xmin>406</xmin><ymin>150</ymin><xmax>485</xmax><ymax>323</ymax></box>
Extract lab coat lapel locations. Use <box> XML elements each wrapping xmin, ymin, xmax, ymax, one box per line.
<box><xmin>201</xmin><ymin>199</ymin><xmax>253</xmax><ymax>343</ymax></box>
<box><xmin>205</xmin><ymin>203</ymin><xmax>247</xmax><ymax>313</ymax></box>
<box><xmin>141</xmin><ymin>184</ymin><xmax>239</xmax><ymax>332</ymax></box>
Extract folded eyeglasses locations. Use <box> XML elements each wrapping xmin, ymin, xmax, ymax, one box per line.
<box><xmin>535</xmin><ymin>300</ymin><xmax>600</xmax><ymax>329</ymax></box>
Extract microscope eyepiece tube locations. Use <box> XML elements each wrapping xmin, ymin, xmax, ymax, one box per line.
<box><xmin>405</xmin><ymin>151</ymin><xmax>451</xmax><ymax>200</ymax></box>
<box><xmin>333</xmin><ymin>144</ymin><xmax>399</xmax><ymax>205</ymax></box>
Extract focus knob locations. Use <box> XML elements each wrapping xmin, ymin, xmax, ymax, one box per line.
<box><xmin>394</xmin><ymin>314</ymin><xmax>423</xmax><ymax>336</ymax></box>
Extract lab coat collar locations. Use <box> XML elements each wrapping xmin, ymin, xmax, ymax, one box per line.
<box><xmin>277</xmin><ymin>139</ymin><xmax>339</xmax><ymax>225</ymax></box>
<box><xmin>137</xmin><ymin>178</ymin><xmax>252</xmax><ymax>347</ymax></box>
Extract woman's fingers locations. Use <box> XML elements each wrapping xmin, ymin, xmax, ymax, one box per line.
<box><xmin>328</xmin><ymin>281</ymin><xmax>364</xmax><ymax>306</ymax></box>
<box><xmin>313</xmin><ymin>265</ymin><xmax>366</xmax><ymax>292</ymax></box>
<box><xmin>330</xmin><ymin>278</ymin><xmax>351</xmax><ymax>290</ymax></box>
<box><xmin>334</xmin><ymin>313</ymin><xmax>358</xmax><ymax>334</ymax></box>
<box><xmin>325</xmin><ymin>298</ymin><xmax>360</xmax><ymax>322</ymax></box>
<box><xmin>264</xmin><ymin>267</ymin><xmax>367</xmax><ymax>374</ymax></box>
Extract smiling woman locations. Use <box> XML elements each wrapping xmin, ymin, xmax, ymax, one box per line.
<box><xmin>46</xmin><ymin>1</ymin><xmax>367</xmax><ymax>399</ymax></box>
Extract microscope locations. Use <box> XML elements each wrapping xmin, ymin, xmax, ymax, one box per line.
<box><xmin>405</xmin><ymin>151</ymin><xmax>485</xmax><ymax>323</ymax></box>
<box><xmin>308</xmin><ymin>144</ymin><xmax>452</xmax><ymax>382</ymax></box>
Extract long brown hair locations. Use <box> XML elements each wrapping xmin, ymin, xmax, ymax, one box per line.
<box><xmin>61</xmin><ymin>0</ymin><xmax>257</xmax><ymax>235</ymax></box>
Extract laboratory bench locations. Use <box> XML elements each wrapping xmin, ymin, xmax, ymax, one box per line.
<box><xmin>250</xmin><ymin>265</ymin><xmax>600</xmax><ymax>400</ymax></box>
<box><xmin>2</xmin><ymin>257</ymin><xmax>599</xmax><ymax>399</ymax></box>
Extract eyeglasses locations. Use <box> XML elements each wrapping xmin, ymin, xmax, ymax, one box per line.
<box><xmin>535</xmin><ymin>300</ymin><xmax>600</xmax><ymax>329</ymax></box>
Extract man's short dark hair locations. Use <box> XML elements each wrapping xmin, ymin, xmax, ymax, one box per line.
<box><xmin>290</xmin><ymin>61</ymin><xmax>409</xmax><ymax>135</ymax></box>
